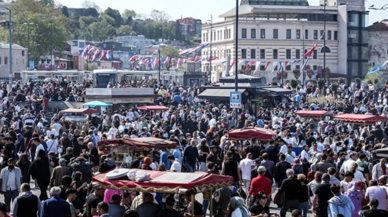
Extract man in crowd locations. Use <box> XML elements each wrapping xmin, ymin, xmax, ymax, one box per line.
<box><xmin>278</xmin><ymin>169</ymin><xmax>301</xmax><ymax>217</ymax></box>
<box><xmin>11</xmin><ymin>183</ymin><xmax>41</xmax><ymax>217</ymax></box>
<box><xmin>40</xmin><ymin>187</ymin><xmax>71</xmax><ymax>217</ymax></box>
<box><xmin>313</xmin><ymin>173</ymin><xmax>333</xmax><ymax>217</ymax></box>
<box><xmin>0</xmin><ymin>158</ymin><xmax>22</xmax><ymax>212</ymax></box>
<box><xmin>50</xmin><ymin>158</ymin><xmax>71</xmax><ymax>187</ymax></box>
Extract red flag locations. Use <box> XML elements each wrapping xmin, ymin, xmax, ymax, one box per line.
<box><xmin>249</xmin><ymin>61</ymin><xmax>256</xmax><ymax>67</ymax></box>
<box><xmin>264</xmin><ymin>62</ymin><xmax>271</xmax><ymax>71</ymax></box>
<box><xmin>304</xmin><ymin>42</ymin><xmax>318</xmax><ymax>59</ymax></box>
<box><xmin>229</xmin><ymin>59</ymin><xmax>236</xmax><ymax>70</ymax></box>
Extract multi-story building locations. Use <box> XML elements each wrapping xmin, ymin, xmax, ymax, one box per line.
<box><xmin>0</xmin><ymin>43</ymin><xmax>28</xmax><ymax>77</ymax></box>
<box><xmin>201</xmin><ymin>0</ymin><xmax>369</xmax><ymax>84</ymax></box>
<box><xmin>178</xmin><ymin>17</ymin><xmax>202</xmax><ymax>36</ymax></box>
<box><xmin>368</xmin><ymin>20</ymin><xmax>388</xmax><ymax>74</ymax></box>
<box><xmin>111</xmin><ymin>35</ymin><xmax>155</xmax><ymax>54</ymax></box>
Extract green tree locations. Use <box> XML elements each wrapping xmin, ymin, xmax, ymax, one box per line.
<box><xmin>150</xmin><ymin>10</ymin><xmax>170</xmax><ymax>22</ymax></box>
<box><xmin>79</xmin><ymin>8</ymin><xmax>99</xmax><ymax>17</ymax></box>
<box><xmin>88</xmin><ymin>21</ymin><xmax>115</xmax><ymax>41</ymax></box>
<box><xmin>338</xmin><ymin>77</ymin><xmax>344</xmax><ymax>84</ymax></box>
<box><xmin>101</xmin><ymin>14</ymin><xmax>116</xmax><ymax>26</ymax></box>
<box><xmin>354</xmin><ymin>77</ymin><xmax>361</xmax><ymax>88</ymax></box>
<box><xmin>122</xmin><ymin>9</ymin><xmax>137</xmax><ymax>19</ymax></box>
<box><xmin>0</xmin><ymin>0</ymin><xmax>69</xmax><ymax>63</ymax></box>
<box><xmin>104</xmin><ymin>7</ymin><xmax>122</xmax><ymax>27</ymax></box>
<box><xmin>374</xmin><ymin>77</ymin><xmax>380</xmax><ymax>85</ymax></box>
<box><xmin>330</xmin><ymin>83</ymin><xmax>339</xmax><ymax>94</ymax></box>
<box><xmin>61</xmin><ymin>6</ymin><xmax>69</xmax><ymax>17</ymax></box>
<box><xmin>317</xmin><ymin>78</ymin><xmax>325</xmax><ymax>92</ymax></box>
<box><xmin>116</xmin><ymin>25</ymin><xmax>135</xmax><ymax>36</ymax></box>
<box><xmin>290</xmin><ymin>79</ymin><xmax>298</xmax><ymax>90</ymax></box>
<box><xmin>365</xmin><ymin>73</ymin><xmax>379</xmax><ymax>85</ymax></box>
<box><xmin>160</xmin><ymin>46</ymin><xmax>179</xmax><ymax>59</ymax></box>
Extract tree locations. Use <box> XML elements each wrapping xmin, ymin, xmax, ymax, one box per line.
<box><xmin>330</xmin><ymin>83</ymin><xmax>339</xmax><ymax>94</ymax></box>
<box><xmin>160</xmin><ymin>46</ymin><xmax>179</xmax><ymax>59</ymax></box>
<box><xmin>116</xmin><ymin>25</ymin><xmax>135</xmax><ymax>36</ymax></box>
<box><xmin>150</xmin><ymin>10</ymin><xmax>170</xmax><ymax>22</ymax></box>
<box><xmin>101</xmin><ymin>14</ymin><xmax>116</xmax><ymax>26</ymax></box>
<box><xmin>122</xmin><ymin>9</ymin><xmax>137</xmax><ymax>22</ymax></box>
<box><xmin>317</xmin><ymin>78</ymin><xmax>325</xmax><ymax>92</ymax></box>
<box><xmin>290</xmin><ymin>79</ymin><xmax>298</xmax><ymax>90</ymax></box>
<box><xmin>81</xmin><ymin>0</ymin><xmax>101</xmax><ymax>12</ymax></box>
<box><xmin>88</xmin><ymin>21</ymin><xmax>116</xmax><ymax>41</ymax></box>
<box><xmin>104</xmin><ymin>7</ymin><xmax>122</xmax><ymax>27</ymax></box>
<box><xmin>61</xmin><ymin>6</ymin><xmax>69</xmax><ymax>17</ymax></box>
<box><xmin>80</xmin><ymin>8</ymin><xmax>99</xmax><ymax>18</ymax></box>
<box><xmin>354</xmin><ymin>77</ymin><xmax>361</xmax><ymax>88</ymax></box>
<box><xmin>338</xmin><ymin>77</ymin><xmax>344</xmax><ymax>84</ymax></box>
<box><xmin>374</xmin><ymin>77</ymin><xmax>380</xmax><ymax>85</ymax></box>
<box><xmin>292</xmin><ymin>68</ymin><xmax>301</xmax><ymax>79</ymax></box>
<box><xmin>365</xmin><ymin>73</ymin><xmax>379</xmax><ymax>85</ymax></box>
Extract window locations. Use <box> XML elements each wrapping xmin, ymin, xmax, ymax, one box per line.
<box><xmin>334</xmin><ymin>31</ymin><xmax>338</xmax><ymax>40</ymax></box>
<box><xmin>314</xmin><ymin>30</ymin><xmax>318</xmax><ymax>39</ymax></box>
<box><xmin>296</xmin><ymin>49</ymin><xmax>300</xmax><ymax>59</ymax></box>
<box><xmin>273</xmin><ymin>29</ymin><xmax>278</xmax><ymax>39</ymax></box>
<box><xmin>0</xmin><ymin>57</ymin><xmax>2</xmax><ymax>64</ymax></box>
<box><xmin>273</xmin><ymin>49</ymin><xmax>278</xmax><ymax>59</ymax></box>
<box><xmin>320</xmin><ymin>30</ymin><xmax>324</xmax><ymax>39</ymax></box>
<box><xmin>296</xmin><ymin>29</ymin><xmax>301</xmax><ymax>39</ymax></box>
<box><xmin>229</xmin><ymin>29</ymin><xmax>231</xmax><ymax>39</ymax></box>
<box><xmin>242</xmin><ymin>49</ymin><xmax>247</xmax><ymax>59</ymax></box>
<box><xmin>260</xmin><ymin>49</ymin><xmax>265</xmax><ymax>59</ymax></box>
<box><xmin>22</xmin><ymin>51</ymin><xmax>25</xmax><ymax>56</ymax></box>
<box><xmin>305</xmin><ymin>30</ymin><xmax>308</xmax><ymax>39</ymax></box>
<box><xmin>223</xmin><ymin>30</ymin><xmax>226</xmax><ymax>39</ymax></box>
<box><xmin>286</xmin><ymin>65</ymin><xmax>291</xmax><ymax>70</ymax></box>
<box><xmin>296</xmin><ymin>65</ymin><xmax>300</xmax><ymax>69</ymax></box>
<box><xmin>79</xmin><ymin>42</ymin><xmax>85</xmax><ymax>48</ymax></box>
<box><xmin>103</xmin><ymin>44</ymin><xmax>107</xmax><ymax>48</ymax></box>
<box><xmin>260</xmin><ymin>29</ymin><xmax>265</xmax><ymax>39</ymax></box>
<box><xmin>251</xmin><ymin>49</ymin><xmax>256</xmax><ymax>59</ymax></box>
<box><xmin>286</xmin><ymin>29</ymin><xmax>291</xmax><ymax>39</ymax></box>
<box><xmin>313</xmin><ymin>65</ymin><xmax>317</xmax><ymax>70</ymax></box>
<box><xmin>313</xmin><ymin>50</ymin><xmax>317</xmax><ymax>59</ymax></box>
<box><xmin>286</xmin><ymin>49</ymin><xmax>291</xmax><ymax>59</ymax></box>
<box><xmin>328</xmin><ymin>30</ymin><xmax>332</xmax><ymax>40</ymax></box>
<box><xmin>4</xmin><ymin>57</ymin><xmax>7</xmax><ymax>64</ymax></box>
<box><xmin>251</xmin><ymin>65</ymin><xmax>256</xmax><ymax>71</ymax></box>
<box><xmin>260</xmin><ymin>65</ymin><xmax>265</xmax><ymax>71</ymax></box>
<box><xmin>203</xmin><ymin>33</ymin><xmax>206</xmax><ymax>41</ymax></box>
<box><xmin>242</xmin><ymin>29</ymin><xmax>247</xmax><ymax>38</ymax></box>
<box><xmin>251</xmin><ymin>29</ymin><xmax>256</xmax><ymax>38</ymax></box>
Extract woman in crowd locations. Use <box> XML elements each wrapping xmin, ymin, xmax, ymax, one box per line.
<box><xmin>16</xmin><ymin>153</ymin><xmax>31</xmax><ymax>184</ymax></box>
<box><xmin>345</xmin><ymin>181</ymin><xmax>362</xmax><ymax>217</ymax></box>
<box><xmin>29</xmin><ymin>149</ymin><xmax>50</xmax><ymax>201</ymax></box>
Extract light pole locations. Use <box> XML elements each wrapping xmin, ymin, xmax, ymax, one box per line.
<box><xmin>207</xmin><ymin>15</ymin><xmax>213</xmax><ymax>84</ymax></box>
<box><xmin>50</xmin><ymin>20</ymin><xmax>53</xmax><ymax>70</ymax></box>
<box><xmin>323</xmin><ymin>0</ymin><xmax>327</xmax><ymax>84</ymax></box>
<box><xmin>158</xmin><ymin>49</ymin><xmax>161</xmax><ymax>85</ymax></box>
<box><xmin>1</xmin><ymin>8</ymin><xmax>13</xmax><ymax>92</ymax></box>
<box><xmin>24</xmin><ymin>22</ymin><xmax>34</xmax><ymax>70</ymax></box>
<box><xmin>369</xmin><ymin>4</ymin><xmax>388</xmax><ymax>10</ymax></box>
<box><xmin>234</xmin><ymin>0</ymin><xmax>238</xmax><ymax>129</ymax></box>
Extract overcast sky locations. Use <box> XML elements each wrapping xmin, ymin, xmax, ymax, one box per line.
<box><xmin>56</xmin><ymin>0</ymin><xmax>386</xmax><ymax>26</ymax></box>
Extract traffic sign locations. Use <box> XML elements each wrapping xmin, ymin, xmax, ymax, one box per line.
<box><xmin>230</xmin><ymin>91</ymin><xmax>241</xmax><ymax>108</ymax></box>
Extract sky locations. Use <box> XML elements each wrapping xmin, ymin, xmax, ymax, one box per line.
<box><xmin>56</xmin><ymin>0</ymin><xmax>386</xmax><ymax>26</ymax></box>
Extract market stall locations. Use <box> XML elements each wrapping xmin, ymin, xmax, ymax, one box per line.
<box><xmin>92</xmin><ymin>169</ymin><xmax>233</xmax><ymax>217</ymax></box>
<box><xmin>59</xmin><ymin>108</ymin><xmax>99</xmax><ymax>128</ymax></box>
<box><xmin>137</xmin><ymin>105</ymin><xmax>169</xmax><ymax>111</ymax></box>
<box><xmin>295</xmin><ymin>110</ymin><xmax>333</xmax><ymax>119</ymax></box>
<box><xmin>60</xmin><ymin>108</ymin><xmax>99</xmax><ymax>114</ymax></box>
<box><xmin>98</xmin><ymin>137</ymin><xmax>177</xmax><ymax>164</ymax></box>
<box><xmin>333</xmin><ymin>114</ymin><xmax>388</xmax><ymax>125</ymax></box>
<box><xmin>228</xmin><ymin>127</ymin><xmax>277</xmax><ymax>140</ymax></box>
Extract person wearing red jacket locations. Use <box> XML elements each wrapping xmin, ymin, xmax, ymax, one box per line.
<box><xmin>247</xmin><ymin>166</ymin><xmax>272</xmax><ymax>202</ymax></box>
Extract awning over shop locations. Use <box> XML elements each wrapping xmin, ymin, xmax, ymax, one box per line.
<box><xmin>198</xmin><ymin>89</ymin><xmax>246</xmax><ymax>99</ymax></box>
<box><xmin>260</xmin><ymin>87</ymin><xmax>292</xmax><ymax>95</ymax></box>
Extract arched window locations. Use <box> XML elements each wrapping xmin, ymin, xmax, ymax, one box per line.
<box><xmin>321</xmin><ymin>46</ymin><xmax>331</xmax><ymax>53</ymax></box>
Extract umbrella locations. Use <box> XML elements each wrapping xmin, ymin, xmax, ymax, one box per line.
<box><xmin>84</xmin><ymin>101</ymin><xmax>111</xmax><ymax>107</ymax></box>
<box><xmin>228</xmin><ymin>127</ymin><xmax>277</xmax><ymax>140</ymax></box>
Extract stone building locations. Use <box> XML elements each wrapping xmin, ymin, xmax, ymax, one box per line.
<box><xmin>368</xmin><ymin>20</ymin><xmax>388</xmax><ymax>71</ymax></box>
<box><xmin>0</xmin><ymin>43</ymin><xmax>28</xmax><ymax>78</ymax></box>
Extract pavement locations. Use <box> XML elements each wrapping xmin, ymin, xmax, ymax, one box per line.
<box><xmin>0</xmin><ymin>183</ymin><xmax>313</xmax><ymax>217</ymax></box>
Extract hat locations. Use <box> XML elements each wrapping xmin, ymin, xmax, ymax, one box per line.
<box><xmin>322</xmin><ymin>173</ymin><xmax>330</xmax><ymax>180</ymax></box>
<box><xmin>59</xmin><ymin>158</ymin><xmax>67</xmax><ymax>164</ymax></box>
<box><xmin>293</xmin><ymin>158</ymin><xmax>300</xmax><ymax>165</ymax></box>
<box><xmin>258</xmin><ymin>166</ymin><xmax>266</xmax><ymax>173</ymax></box>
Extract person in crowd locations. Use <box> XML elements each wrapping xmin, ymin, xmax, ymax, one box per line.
<box><xmin>136</xmin><ymin>193</ymin><xmax>161</xmax><ymax>217</ymax></box>
<box><xmin>249</xmin><ymin>191</ymin><xmax>279</xmax><ymax>217</ymax></box>
<box><xmin>327</xmin><ymin>184</ymin><xmax>354</xmax><ymax>217</ymax></box>
<box><xmin>240</xmin><ymin>153</ymin><xmax>254</xmax><ymax>193</ymax></box>
<box><xmin>11</xmin><ymin>183</ymin><xmax>41</xmax><ymax>217</ymax></box>
<box><xmin>221</xmin><ymin>151</ymin><xmax>242</xmax><ymax>188</ymax></box>
<box><xmin>358</xmin><ymin>198</ymin><xmax>386</xmax><ymax>217</ymax></box>
<box><xmin>157</xmin><ymin>196</ymin><xmax>179</xmax><ymax>217</ymax></box>
<box><xmin>365</xmin><ymin>180</ymin><xmax>387</xmax><ymax>210</ymax></box>
<box><xmin>312</xmin><ymin>173</ymin><xmax>333</xmax><ymax>217</ymax></box>
<box><xmin>168</xmin><ymin>154</ymin><xmax>181</xmax><ymax>172</ymax></box>
<box><xmin>85</xmin><ymin>184</ymin><xmax>105</xmax><ymax>217</ymax></box>
<box><xmin>278</xmin><ymin>169</ymin><xmax>301</xmax><ymax>217</ymax></box>
<box><xmin>247</xmin><ymin>166</ymin><xmax>271</xmax><ymax>205</ymax></box>
<box><xmin>29</xmin><ymin>149</ymin><xmax>50</xmax><ymax>201</ymax></box>
<box><xmin>108</xmin><ymin>194</ymin><xmax>125</xmax><ymax>217</ymax></box>
<box><xmin>0</xmin><ymin>158</ymin><xmax>22</xmax><ymax>212</ymax></box>
<box><xmin>97</xmin><ymin>201</ymin><xmax>112</xmax><ymax>217</ymax></box>
<box><xmin>340</xmin><ymin>171</ymin><xmax>354</xmax><ymax>194</ymax></box>
<box><xmin>66</xmin><ymin>188</ymin><xmax>78</xmax><ymax>217</ymax></box>
<box><xmin>372</xmin><ymin>158</ymin><xmax>388</xmax><ymax>181</ymax></box>
<box><xmin>40</xmin><ymin>187</ymin><xmax>71</xmax><ymax>217</ymax></box>
<box><xmin>297</xmin><ymin>174</ymin><xmax>309</xmax><ymax>217</ymax></box>
<box><xmin>275</xmin><ymin>154</ymin><xmax>291</xmax><ymax>188</ymax></box>
<box><xmin>183</xmin><ymin>140</ymin><xmax>200</xmax><ymax>172</ymax></box>
<box><xmin>226</xmin><ymin>196</ymin><xmax>248</xmax><ymax>217</ymax></box>
<box><xmin>50</xmin><ymin>158</ymin><xmax>71</xmax><ymax>187</ymax></box>
<box><xmin>344</xmin><ymin>181</ymin><xmax>363</xmax><ymax>217</ymax></box>
<box><xmin>0</xmin><ymin>202</ymin><xmax>11</xmax><ymax>217</ymax></box>
<box><xmin>15</xmin><ymin>153</ymin><xmax>31</xmax><ymax>184</ymax></box>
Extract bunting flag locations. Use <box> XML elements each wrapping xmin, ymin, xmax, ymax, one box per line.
<box><xmin>129</xmin><ymin>55</ymin><xmax>138</xmax><ymax>62</ymax></box>
<box><xmin>229</xmin><ymin>59</ymin><xmax>236</xmax><ymax>70</ymax></box>
<box><xmin>368</xmin><ymin>60</ymin><xmax>388</xmax><ymax>75</ymax></box>
<box><xmin>271</xmin><ymin>62</ymin><xmax>278</xmax><ymax>73</ymax></box>
<box><xmin>132</xmin><ymin>61</ymin><xmax>136</xmax><ymax>70</ymax></box>
<box><xmin>188</xmin><ymin>57</ymin><xmax>195</xmax><ymax>61</ymax></box>
<box><xmin>81</xmin><ymin>45</ymin><xmax>92</xmax><ymax>57</ymax></box>
<box><xmin>291</xmin><ymin>59</ymin><xmax>301</xmax><ymax>65</ymax></box>
<box><xmin>284</xmin><ymin>61</ymin><xmax>289</xmax><ymax>69</ymax></box>
<box><xmin>166</xmin><ymin>57</ymin><xmax>171</xmax><ymax>67</ymax></box>
<box><xmin>92</xmin><ymin>49</ymin><xmax>100</xmax><ymax>61</ymax></box>
<box><xmin>242</xmin><ymin>60</ymin><xmax>250</xmax><ymax>70</ymax></box>
<box><xmin>302</xmin><ymin>33</ymin><xmax>324</xmax><ymax>70</ymax></box>
<box><xmin>194</xmin><ymin>56</ymin><xmax>202</xmax><ymax>62</ymax></box>
<box><xmin>179</xmin><ymin>43</ymin><xmax>210</xmax><ymax>55</ymax></box>
<box><xmin>176</xmin><ymin>58</ymin><xmax>183</xmax><ymax>67</ymax></box>
<box><xmin>249</xmin><ymin>61</ymin><xmax>256</xmax><ymax>67</ymax></box>
<box><xmin>207</xmin><ymin>56</ymin><xmax>219</xmax><ymax>62</ymax></box>
<box><xmin>100</xmin><ymin>50</ymin><xmax>107</xmax><ymax>61</ymax></box>
<box><xmin>253</xmin><ymin>61</ymin><xmax>262</xmax><ymax>73</ymax></box>
<box><xmin>264</xmin><ymin>62</ymin><xmax>271</xmax><ymax>71</ymax></box>
<box><xmin>143</xmin><ymin>58</ymin><xmax>149</xmax><ymax>65</ymax></box>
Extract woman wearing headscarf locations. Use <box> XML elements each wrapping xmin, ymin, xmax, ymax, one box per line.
<box><xmin>226</xmin><ymin>196</ymin><xmax>249</xmax><ymax>217</ymax></box>
<box><xmin>140</xmin><ymin>157</ymin><xmax>153</xmax><ymax>170</ymax></box>
<box><xmin>344</xmin><ymin>181</ymin><xmax>362</xmax><ymax>217</ymax></box>
<box><xmin>29</xmin><ymin>149</ymin><xmax>50</xmax><ymax>201</ymax></box>
<box><xmin>16</xmin><ymin>153</ymin><xmax>31</xmax><ymax>184</ymax></box>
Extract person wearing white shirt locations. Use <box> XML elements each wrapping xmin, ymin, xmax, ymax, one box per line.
<box><xmin>107</xmin><ymin>124</ymin><xmax>118</xmax><ymax>139</ymax></box>
<box><xmin>46</xmin><ymin>135</ymin><xmax>58</xmax><ymax>154</ymax></box>
<box><xmin>340</xmin><ymin>152</ymin><xmax>358</xmax><ymax>174</ymax></box>
<box><xmin>283</xmin><ymin>134</ymin><xmax>296</xmax><ymax>147</ymax></box>
<box><xmin>168</xmin><ymin>155</ymin><xmax>181</xmax><ymax>172</ymax></box>
<box><xmin>208</xmin><ymin>116</ymin><xmax>217</xmax><ymax>128</ymax></box>
<box><xmin>350</xmin><ymin>162</ymin><xmax>366</xmax><ymax>182</ymax></box>
<box><xmin>285</xmin><ymin>146</ymin><xmax>297</xmax><ymax>164</ymax></box>
<box><xmin>32</xmin><ymin>138</ymin><xmax>45</xmax><ymax>158</ymax></box>
<box><xmin>300</xmin><ymin>145</ymin><xmax>310</xmax><ymax>162</ymax></box>
<box><xmin>279</xmin><ymin>140</ymin><xmax>288</xmax><ymax>154</ymax></box>
<box><xmin>239</xmin><ymin>153</ymin><xmax>255</xmax><ymax>193</ymax></box>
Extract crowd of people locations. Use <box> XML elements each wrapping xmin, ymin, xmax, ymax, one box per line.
<box><xmin>0</xmin><ymin>78</ymin><xmax>387</xmax><ymax>217</ymax></box>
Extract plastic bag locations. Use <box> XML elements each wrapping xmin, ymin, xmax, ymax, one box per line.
<box><xmin>127</xmin><ymin>169</ymin><xmax>137</xmax><ymax>181</ymax></box>
<box><xmin>135</xmin><ymin>170</ymin><xmax>151</xmax><ymax>182</ymax></box>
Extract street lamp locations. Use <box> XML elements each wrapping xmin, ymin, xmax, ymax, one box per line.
<box><xmin>369</xmin><ymin>4</ymin><xmax>388</xmax><ymax>10</ymax></box>
<box><xmin>234</xmin><ymin>0</ymin><xmax>238</xmax><ymax>129</ymax></box>
<box><xmin>23</xmin><ymin>22</ymin><xmax>34</xmax><ymax>70</ymax></box>
<box><xmin>207</xmin><ymin>15</ymin><xmax>213</xmax><ymax>84</ymax></box>
<box><xmin>323</xmin><ymin>0</ymin><xmax>327</xmax><ymax>84</ymax></box>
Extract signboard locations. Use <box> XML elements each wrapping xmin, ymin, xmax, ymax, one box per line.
<box><xmin>230</xmin><ymin>91</ymin><xmax>242</xmax><ymax>108</ymax></box>
<box><xmin>29</xmin><ymin>61</ymin><xmax>35</xmax><ymax>69</ymax></box>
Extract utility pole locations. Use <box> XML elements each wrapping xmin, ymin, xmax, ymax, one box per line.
<box><xmin>158</xmin><ymin>49</ymin><xmax>161</xmax><ymax>85</ymax></box>
<box><xmin>8</xmin><ymin>9</ymin><xmax>13</xmax><ymax>92</ymax></box>
<box><xmin>282</xmin><ymin>63</ymin><xmax>284</xmax><ymax>87</ymax></box>
<box><xmin>302</xmin><ymin>33</ymin><xmax>305</xmax><ymax>86</ymax></box>
<box><xmin>208</xmin><ymin>15</ymin><xmax>213</xmax><ymax>84</ymax></box>
<box><xmin>234</xmin><ymin>0</ymin><xmax>238</xmax><ymax>129</ymax></box>
<box><xmin>323</xmin><ymin>0</ymin><xmax>327</xmax><ymax>84</ymax></box>
<box><xmin>50</xmin><ymin>21</ymin><xmax>53</xmax><ymax>70</ymax></box>
<box><xmin>24</xmin><ymin>22</ymin><xmax>33</xmax><ymax>70</ymax></box>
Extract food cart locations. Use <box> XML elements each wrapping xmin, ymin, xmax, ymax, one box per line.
<box><xmin>228</xmin><ymin>127</ymin><xmax>277</xmax><ymax>140</ymax></box>
<box><xmin>92</xmin><ymin>169</ymin><xmax>233</xmax><ymax>217</ymax></box>
<box><xmin>295</xmin><ymin>110</ymin><xmax>333</xmax><ymax>119</ymax></box>
<box><xmin>98</xmin><ymin>137</ymin><xmax>177</xmax><ymax>164</ymax></box>
<box><xmin>137</xmin><ymin>105</ymin><xmax>169</xmax><ymax>119</ymax></box>
<box><xmin>59</xmin><ymin>108</ymin><xmax>99</xmax><ymax>128</ymax></box>
<box><xmin>333</xmin><ymin>114</ymin><xmax>388</xmax><ymax>125</ymax></box>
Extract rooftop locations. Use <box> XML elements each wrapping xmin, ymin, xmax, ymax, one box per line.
<box><xmin>368</xmin><ymin>20</ymin><xmax>388</xmax><ymax>31</ymax></box>
<box><xmin>0</xmin><ymin>43</ymin><xmax>25</xmax><ymax>49</ymax></box>
<box><xmin>241</xmin><ymin>0</ymin><xmax>309</xmax><ymax>6</ymax></box>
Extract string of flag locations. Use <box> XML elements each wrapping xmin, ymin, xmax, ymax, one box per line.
<box><xmin>79</xmin><ymin>45</ymin><xmax>113</xmax><ymax>61</ymax></box>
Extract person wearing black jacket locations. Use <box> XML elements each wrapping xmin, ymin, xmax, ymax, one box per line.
<box><xmin>85</xmin><ymin>142</ymin><xmax>99</xmax><ymax>172</ymax></box>
<box><xmin>275</xmin><ymin>154</ymin><xmax>292</xmax><ymax>188</ymax></box>
<box><xmin>29</xmin><ymin>149</ymin><xmax>50</xmax><ymax>201</ymax></box>
<box><xmin>278</xmin><ymin>169</ymin><xmax>302</xmax><ymax>217</ymax></box>
<box><xmin>71</xmin><ymin>130</ymin><xmax>81</xmax><ymax>157</ymax></box>
<box><xmin>266</xmin><ymin>140</ymin><xmax>279</xmax><ymax>164</ymax></box>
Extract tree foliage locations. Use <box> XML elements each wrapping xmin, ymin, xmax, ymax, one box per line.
<box><xmin>161</xmin><ymin>46</ymin><xmax>179</xmax><ymax>59</ymax></box>
<box><xmin>0</xmin><ymin>0</ymin><xmax>69</xmax><ymax>63</ymax></box>
<box><xmin>317</xmin><ymin>78</ymin><xmax>325</xmax><ymax>91</ymax></box>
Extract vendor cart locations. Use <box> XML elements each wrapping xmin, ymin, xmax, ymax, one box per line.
<box><xmin>295</xmin><ymin>110</ymin><xmax>333</xmax><ymax>119</ymax></box>
<box><xmin>333</xmin><ymin>114</ymin><xmax>388</xmax><ymax>125</ymax></box>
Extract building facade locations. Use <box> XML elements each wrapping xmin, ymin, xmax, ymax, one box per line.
<box><xmin>0</xmin><ymin>43</ymin><xmax>28</xmax><ymax>77</ymax></box>
<box><xmin>367</xmin><ymin>20</ymin><xmax>388</xmax><ymax>73</ymax></box>
<box><xmin>201</xmin><ymin>0</ymin><xmax>368</xmax><ymax>84</ymax></box>
<box><xmin>178</xmin><ymin>17</ymin><xmax>202</xmax><ymax>36</ymax></box>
